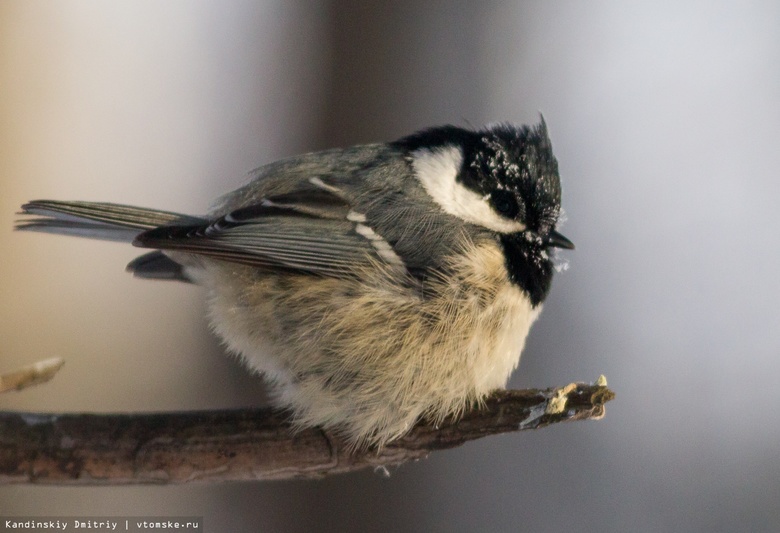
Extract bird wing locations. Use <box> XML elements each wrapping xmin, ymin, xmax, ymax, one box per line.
<box><xmin>134</xmin><ymin>187</ymin><xmax>407</xmax><ymax>277</ymax></box>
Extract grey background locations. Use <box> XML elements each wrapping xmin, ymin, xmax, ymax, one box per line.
<box><xmin>1</xmin><ymin>1</ymin><xmax>779</xmax><ymax>531</ymax></box>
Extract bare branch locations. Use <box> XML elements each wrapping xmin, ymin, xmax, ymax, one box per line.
<box><xmin>0</xmin><ymin>379</ymin><xmax>614</xmax><ymax>484</ymax></box>
<box><xmin>0</xmin><ymin>357</ymin><xmax>65</xmax><ymax>393</ymax></box>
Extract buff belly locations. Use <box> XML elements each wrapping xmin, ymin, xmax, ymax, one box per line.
<box><xmin>196</xmin><ymin>242</ymin><xmax>540</xmax><ymax>446</ymax></box>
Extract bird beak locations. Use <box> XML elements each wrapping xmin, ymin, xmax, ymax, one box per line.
<box><xmin>547</xmin><ymin>230</ymin><xmax>575</xmax><ymax>250</ymax></box>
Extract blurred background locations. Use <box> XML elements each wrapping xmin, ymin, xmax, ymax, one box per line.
<box><xmin>1</xmin><ymin>1</ymin><xmax>779</xmax><ymax>531</ymax></box>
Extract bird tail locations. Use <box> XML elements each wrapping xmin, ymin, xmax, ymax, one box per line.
<box><xmin>15</xmin><ymin>200</ymin><xmax>200</xmax><ymax>243</ymax></box>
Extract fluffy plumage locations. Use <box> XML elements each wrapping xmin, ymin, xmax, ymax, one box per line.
<box><xmin>16</xmin><ymin>120</ymin><xmax>571</xmax><ymax>447</ymax></box>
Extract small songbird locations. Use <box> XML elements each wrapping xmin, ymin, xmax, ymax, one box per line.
<box><xmin>16</xmin><ymin>118</ymin><xmax>573</xmax><ymax>447</ymax></box>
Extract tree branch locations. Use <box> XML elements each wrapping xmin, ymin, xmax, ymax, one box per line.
<box><xmin>0</xmin><ymin>379</ymin><xmax>614</xmax><ymax>484</ymax></box>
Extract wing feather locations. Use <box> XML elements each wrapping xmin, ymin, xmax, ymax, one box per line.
<box><xmin>134</xmin><ymin>190</ymin><xmax>406</xmax><ymax>277</ymax></box>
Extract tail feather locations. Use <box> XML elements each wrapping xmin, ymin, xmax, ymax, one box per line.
<box><xmin>126</xmin><ymin>251</ymin><xmax>192</xmax><ymax>282</ymax></box>
<box><xmin>16</xmin><ymin>200</ymin><xmax>204</xmax><ymax>243</ymax></box>
<box><xmin>15</xmin><ymin>218</ymin><xmax>141</xmax><ymax>242</ymax></box>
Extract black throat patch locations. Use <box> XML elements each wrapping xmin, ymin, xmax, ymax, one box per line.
<box><xmin>499</xmin><ymin>234</ymin><xmax>554</xmax><ymax>307</ymax></box>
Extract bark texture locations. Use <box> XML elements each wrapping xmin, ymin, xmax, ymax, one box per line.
<box><xmin>0</xmin><ymin>381</ymin><xmax>614</xmax><ymax>484</ymax></box>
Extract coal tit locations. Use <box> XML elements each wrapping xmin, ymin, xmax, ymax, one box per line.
<box><xmin>16</xmin><ymin>118</ymin><xmax>573</xmax><ymax>447</ymax></box>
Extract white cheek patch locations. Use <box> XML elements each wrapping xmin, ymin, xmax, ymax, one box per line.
<box><xmin>411</xmin><ymin>146</ymin><xmax>526</xmax><ymax>234</ymax></box>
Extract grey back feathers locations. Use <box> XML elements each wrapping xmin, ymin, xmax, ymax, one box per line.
<box><xmin>16</xmin><ymin>122</ymin><xmax>563</xmax><ymax>290</ymax></box>
<box><xmin>15</xmin><ymin>144</ymin><xmax>482</xmax><ymax>282</ymax></box>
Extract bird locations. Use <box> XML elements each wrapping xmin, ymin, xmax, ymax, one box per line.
<box><xmin>16</xmin><ymin>118</ymin><xmax>574</xmax><ymax>448</ymax></box>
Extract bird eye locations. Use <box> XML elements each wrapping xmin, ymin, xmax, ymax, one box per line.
<box><xmin>490</xmin><ymin>190</ymin><xmax>520</xmax><ymax>219</ymax></box>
